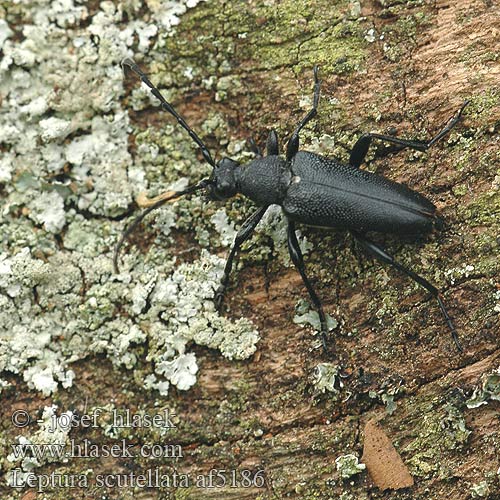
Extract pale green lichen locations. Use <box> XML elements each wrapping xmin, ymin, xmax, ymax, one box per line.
<box><xmin>0</xmin><ymin>248</ymin><xmax>77</xmax><ymax>395</ymax></box>
<box><xmin>294</xmin><ymin>298</ymin><xmax>338</xmax><ymax>333</ymax></box>
<box><xmin>335</xmin><ymin>454</ymin><xmax>366</xmax><ymax>479</ymax></box>
<box><xmin>466</xmin><ymin>368</ymin><xmax>500</xmax><ymax>409</ymax></box>
<box><xmin>293</xmin><ymin>291</ymin><xmax>340</xmax><ymax>350</ymax></box>
<box><xmin>210</xmin><ymin>208</ymin><xmax>237</xmax><ymax>247</ymax></box>
<box><xmin>313</xmin><ymin>363</ymin><xmax>344</xmax><ymax>398</ymax></box>
<box><xmin>368</xmin><ymin>384</ymin><xmax>400</xmax><ymax>415</ymax></box>
<box><xmin>0</xmin><ymin>379</ymin><xmax>12</xmax><ymax>394</ymax></box>
<box><xmin>143</xmin><ymin>250</ymin><xmax>260</xmax><ymax>386</ymax></box>
<box><xmin>470</xmin><ymin>480</ymin><xmax>490</xmax><ymax>498</ymax></box>
<box><xmin>6</xmin><ymin>406</ymin><xmax>73</xmax><ymax>486</ymax></box>
<box><xmin>0</xmin><ymin>0</ymin><xmax>262</xmax><ymax>398</ymax></box>
<box><xmin>28</xmin><ymin>191</ymin><xmax>67</xmax><ymax>234</ymax></box>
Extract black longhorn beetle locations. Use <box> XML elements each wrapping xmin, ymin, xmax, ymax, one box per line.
<box><xmin>115</xmin><ymin>57</ymin><xmax>469</xmax><ymax>354</ymax></box>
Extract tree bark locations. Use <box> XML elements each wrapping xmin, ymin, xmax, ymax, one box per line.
<box><xmin>0</xmin><ymin>0</ymin><xmax>499</xmax><ymax>499</ymax></box>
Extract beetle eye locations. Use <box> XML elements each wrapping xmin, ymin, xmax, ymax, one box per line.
<box><xmin>218</xmin><ymin>180</ymin><xmax>232</xmax><ymax>193</ymax></box>
<box><xmin>213</xmin><ymin>180</ymin><xmax>236</xmax><ymax>200</ymax></box>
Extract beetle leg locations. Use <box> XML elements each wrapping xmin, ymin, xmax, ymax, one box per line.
<box><xmin>351</xmin><ymin>231</ymin><xmax>463</xmax><ymax>352</ymax></box>
<box><xmin>286</xmin><ymin>66</ymin><xmax>321</xmax><ymax>161</ymax></box>
<box><xmin>287</xmin><ymin>220</ymin><xmax>331</xmax><ymax>353</ymax></box>
<box><xmin>214</xmin><ymin>206</ymin><xmax>269</xmax><ymax>311</ymax></box>
<box><xmin>247</xmin><ymin>137</ymin><xmax>263</xmax><ymax>157</ymax></box>
<box><xmin>349</xmin><ymin>100</ymin><xmax>470</xmax><ymax>167</ymax></box>
<box><xmin>266</xmin><ymin>129</ymin><xmax>280</xmax><ymax>156</ymax></box>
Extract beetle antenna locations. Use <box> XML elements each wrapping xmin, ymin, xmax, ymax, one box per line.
<box><xmin>113</xmin><ymin>179</ymin><xmax>210</xmax><ymax>273</ymax></box>
<box><xmin>121</xmin><ymin>57</ymin><xmax>216</xmax><ymax>168</ymax></box>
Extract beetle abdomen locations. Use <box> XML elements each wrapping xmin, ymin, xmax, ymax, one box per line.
<box><xmin>283</xmin><ymin>151</ymin><xmax>438</xmax><ymax>234</ymax></box>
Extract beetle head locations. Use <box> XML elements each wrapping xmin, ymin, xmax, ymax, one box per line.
<box><xmin>207</xmin><ymin>157</ymin><xmax>240</xmax><ymax>200</ymax></box>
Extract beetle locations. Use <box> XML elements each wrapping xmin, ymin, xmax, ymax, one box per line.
<box><xmin>115</xmin><ymin>57</ymin><xmax>468</xmax><ymax>353</ymax></box>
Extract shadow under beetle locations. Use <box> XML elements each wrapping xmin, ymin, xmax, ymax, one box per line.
<box><xmin>115</xmin><ymin>58</ymin><xmax>469</xmax><ymax>354</ymax></box>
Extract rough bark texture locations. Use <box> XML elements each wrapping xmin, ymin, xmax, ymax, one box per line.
<box><xmin>1</xmin><ymin>0</ymin><xmax>499</xmax><ymax>499</ymax></box>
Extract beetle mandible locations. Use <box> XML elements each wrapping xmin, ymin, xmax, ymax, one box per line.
<box><xmin>115</xmin><ymin>58</ymin><xmax>468</xmax><ymax>354</ymax></box>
